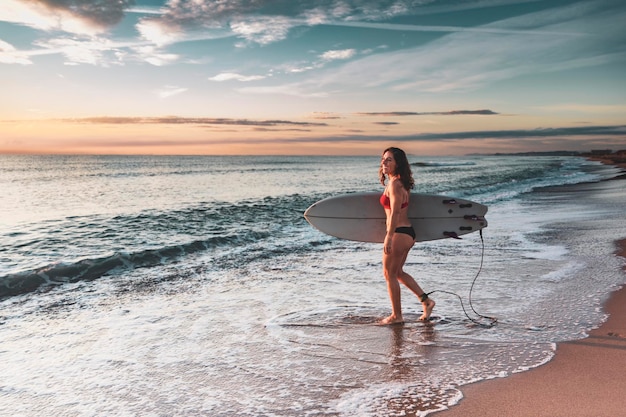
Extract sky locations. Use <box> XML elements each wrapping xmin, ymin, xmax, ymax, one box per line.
<box><xmin>1</xmin><ymin>0</ymin><xmax>625</xmax><ymax>156</ymax></box>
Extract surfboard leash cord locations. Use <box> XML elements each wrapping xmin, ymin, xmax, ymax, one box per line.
<box><xmin>426</xmin><ymin>229</ymin><xmax>498</xmax><ymax>328</ymax></box>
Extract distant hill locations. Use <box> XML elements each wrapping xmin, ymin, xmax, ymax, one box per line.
<box><xmin>469</xmin><ymin>150</ymin><xmax>625</xmax><ymax>158</ymax></box>
<box><xmin>467</xmin><ymin>151</ymin><xmax>582</xmax><ymax>156</ymax></box>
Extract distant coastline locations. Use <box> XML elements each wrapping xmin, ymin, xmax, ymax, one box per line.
<box><xmin>468</xmin><ymin>150</ymin><xmax>582</xmax><ymax>156</ymax></box>
<box><xmin>469</xmin><ymin>149</ymin><xmax>625</xmax><ymax>160</ymax></box>
<box><xmin>469</xmin><ymin>149</ymin><xmax>626</xmax><ymax>172</ymax></box>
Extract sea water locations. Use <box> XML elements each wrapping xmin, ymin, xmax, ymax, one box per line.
<box><xmin>1</xmin><ymin>155</ymin><xmax>625</xmax><ymax>416</ymax></box>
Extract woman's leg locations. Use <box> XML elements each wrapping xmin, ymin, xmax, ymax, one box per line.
<box><xmin>399</xmin><ymin>272</ymin><xmax>436</xmax><ymax>320</ymax></box>
<box><xmin>396</xmin><ymin>250</ymin><xmax>435</xmax><ymax>320</ymax></box>
<box><xmin>381</xmin><ymin>252</ymin><xmax>404</xmax><ymax>324</ymax></box>
<box><xmin>380</xmin><ymin>234</ymin><xmax>414</xmax><ymax>324</ymax></box>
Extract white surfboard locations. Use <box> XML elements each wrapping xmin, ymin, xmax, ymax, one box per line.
<box><xmin>304</xmin><ymin>192</ymin><xmax>487</xmax><ymax>243</ymax></box>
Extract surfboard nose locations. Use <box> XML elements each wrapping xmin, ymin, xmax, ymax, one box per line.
<box><xmin>303</xmin><ymin>202</ymin><xmax>319</xmax><ymax>220</ymax></box>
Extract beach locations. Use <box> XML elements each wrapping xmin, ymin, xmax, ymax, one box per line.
<box><xmin>2</xmin><ymin>155</ymin><xmax>625</xmax><ymax>417</ymax></box>
<box><xmin>439</xmin><ymin>160</ymin><xmax>626</xmax><ymax>417</ymax></box>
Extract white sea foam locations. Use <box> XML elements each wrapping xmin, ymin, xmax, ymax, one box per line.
<box><xmin>540</xmin><ymin>261</ymin><xmax>585</xmax><ymax>282</ymax></box>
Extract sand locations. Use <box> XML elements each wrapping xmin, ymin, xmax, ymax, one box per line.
<box><xmin>438</xmin><ymin>161</ymin><xmax>626</xmax><ymax>417</ymax></box>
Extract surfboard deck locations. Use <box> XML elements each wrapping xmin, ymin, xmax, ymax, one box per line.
<box><xmin>304</xmin><ymin>192</ymin><xmax>487</xmax><ymax>243</ymax></box>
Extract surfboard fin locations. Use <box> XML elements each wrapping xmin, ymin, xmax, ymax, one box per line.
<box><xmin>443</xmin><ymin>198</ymin><xmax>473</xmax><ymax>208</ymax></box>
<box><xmin>443</xmin><ymin>231</ymin><xmax>462</xmax><ymax>239</ymax></box>
<box><xmin>464</xmin><ymin>215</ymin><xmax>485</xmax><ymax>221</ymax></box>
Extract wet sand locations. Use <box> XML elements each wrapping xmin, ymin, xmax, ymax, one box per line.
<box><xmin>439</xmin><ymin>160</ymin><xmax>626</xmax><ymax>417</ymax></box>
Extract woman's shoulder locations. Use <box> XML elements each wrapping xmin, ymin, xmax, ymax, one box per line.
<box><xmin>388</xmin><ymin>177</ymin><xmax>405</xmax><ymax>192</ymax></box>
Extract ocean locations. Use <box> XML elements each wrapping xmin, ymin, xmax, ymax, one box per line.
<box><xmin>1</xmin><ymin>154</ymin><xmax>625</xmax><ymax>416</ymax></box>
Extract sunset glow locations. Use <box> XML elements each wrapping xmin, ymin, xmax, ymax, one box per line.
<box><xmin>1</xmin><ymin>0</ymin><xmax>625</xmax><ymax>155</ymax></box>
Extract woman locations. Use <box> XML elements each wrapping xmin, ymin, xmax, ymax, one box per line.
<box><xmin>379</xmin><ymin>147</ymin><xmax>435</xmax><ymax>324</ymax></box>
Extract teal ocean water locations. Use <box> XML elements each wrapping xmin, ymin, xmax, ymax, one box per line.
<box><xmin>1</xmin><ymin>155</ymin><xmax>624</xmax><ymax>416</ymax></box>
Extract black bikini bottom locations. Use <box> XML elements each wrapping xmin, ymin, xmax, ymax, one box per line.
<box><xmin>395</xmin><ymin>226</ymin><xmax>416</xmax><ymax>240</ymax></box>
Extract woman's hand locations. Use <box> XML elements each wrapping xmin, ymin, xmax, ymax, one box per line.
<box><xmin>384</xmin><ymin>235</ymin><xmax>393</xmax><ymax>254</ymax></box>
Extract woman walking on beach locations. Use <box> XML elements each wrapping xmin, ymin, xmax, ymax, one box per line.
<box><xmin>379</xmin><ymin>147</ymin><xmax>435</xmax><ymax>325</ymax></box>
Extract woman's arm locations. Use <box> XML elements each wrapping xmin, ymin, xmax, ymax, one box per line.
<box><xmin>384</xmin><ymin>179</ymin><xmax>404</xmax><ymax>253</ymax></box>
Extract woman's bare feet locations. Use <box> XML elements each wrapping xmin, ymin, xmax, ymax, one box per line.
<box><xmin>419</xmin><ymin>299</ymin><xmax>436</xmax><ymax>321</ymax></box>
<box><xmin>379</xmin><ymin>314</ymin><xmax>404</xmax><ymax>325</ymax></box>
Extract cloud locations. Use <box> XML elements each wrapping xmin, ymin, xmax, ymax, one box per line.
<box><xmin>26</xmin><ymin>36</ymin><xmax>180</xmax><ymax>67</ymax></box>
<box><xmin>252</xmin><ymin>127</ymin><xmax>312</xmax><ymax>132</ymax></box>
<box><xmin>49</xmin><ymin>122</ymin><xmax>625</xmax><ymax>152</ymax></box>
<box><xmin>156</xmin><ymin>86</ymin><xmax>188</xmax><ymax>99</ymax></box>
<box><xmin>230</xmin><ymin>16</ymin><xmax>294</xmax><ymax>46</ymax></box>
<box><xmin>357</xmin><ymin>110</ymin><xmax>499</xmax><ymax>116</ymax></box>
<box><xmin>133</xmin><ymin>45</ymin><xmax>179</xmax><ymax>66</ymax></box>
<box><xmin>202</xmin><ymin>124</ymin><xmax>626</xmax><ymax>146</ymax></box>
<box><xmin>237</xmin><ymin>82</ymin><xmax>330</xmax><ymax>98</ymax></box>
<box><xmin>286</xmin><ymin>0</ymin><xmax>626</xmax><ymax>94</ymax></box>
<box><xmin>137</xmin><ymin>0</ymin><xmax>295</xmax><ymax>46</ymax></box>
<box><xmin>126</xmin><ymin>6</ymin><xmax>164</xmax><ymax>16</ymax></box>
<box><xmin>323</xmin><ymin>20</ymin><xmax>585</xmax><ymax>37</ymax></box>
<box><xmin>136</xmin><ymin>18</ymin><xmax>185</xmax><ymax>46</ymax></box>
<box><xmin>310</xmin><ymin>112</ymin><xmax>342</xmax><ymax>120</ymax></box>
<box><xmin>535</xmin><ymin>104</ymin><xmax>626</xmax><ymax>114</ymax></box>
<box><xmin>62</xmin><ymin>116</ymin><xmax>328</xmax><ymax>127</ymax></box>
<box><xmin>0</xmin><ymin>0</ymin><xmax>134</xmax><ymax>35</ymax></box>
<box><xmin>33</xmin><ymin>37</ymin><xmax>119</xmax><ymax>65</ymax></box>
<box><xmin>0</xmin><ymin>31</ymin><xmax>180</xmax><ymax>67</ymax></box>
<box><xmin>12</xmin><ymin>0</ymin><xmax>613</xmax><ymax>73</ymax></box>
<box><xmin>209</xmin><ymin>72</ymin><xmax>266</xmax><ymax>82</ymax></box>
<box><xmin>349</xmin><ymin>125</ymin><xmax>626</xmax><ymax>142</ymax></box>
<box><xmin>259</xmin><ymin>48</ymin><xmax>358</xmax><ymax>79</ymax></box>
<box><xmin>320</xmin><ymin>49</ymin><xmax>356</xmax><ymax>61</ymax></box>
<box><xmin>137</xmin><ymin>0</ymin><xmax>545</xmax><ymax>48</ymax></box>
<box><xmin>0</xmin><ymin>39</ymin><xmax>32</xmax><ymax>64</ymax></box>
<box><xmin>441</xmin><ymin>125</ymin><xmax>626</xmax><ymax>140</ymax></box>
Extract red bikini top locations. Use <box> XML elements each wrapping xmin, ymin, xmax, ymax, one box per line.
<box><xmin>380</xmin><ymin>193</ymin><xmax>409</xmax><ymax>209</ymax></box>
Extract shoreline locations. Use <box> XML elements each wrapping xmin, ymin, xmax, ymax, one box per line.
<box><xmin>439</xmin><ymin>241</ymin><xmax>626</xmax><ymax>417</ymax></box>
<box><xmin>438</xmin><ymin>162</ymin><xmax>626</xmax><ymax>416</ymax></box>
<box><xmin>586</xmin><ymin>154</ymin><xmax>626</xmax><ymax>179</ymax></box>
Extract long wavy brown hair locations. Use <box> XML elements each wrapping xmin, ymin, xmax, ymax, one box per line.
<box><xmin>379</xmin><ymin>147</ymin><xmax>415</xmax><ymax>190</ymax></box>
